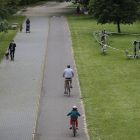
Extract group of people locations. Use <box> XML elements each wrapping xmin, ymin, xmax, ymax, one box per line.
<box><xmin>7</xmin><ymin>18</ymin><xmax>30</xmax><ymax>61</ymax></box>
<box><xmin>20</xmin><ymin>18</ymin><xmax>30</xmax><ymax>33</ymax></box>
<box><xmin>63</xmin><ymin>65</ymin><xmax>81</xmax><ymax>129</ymax></box>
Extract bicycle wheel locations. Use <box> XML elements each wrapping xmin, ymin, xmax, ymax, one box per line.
<box><xmin>72</xmin><ymin>121</ymin><xmax>76</xmax><ymax>137</ymax></box>
<box><xmin>66</xmin><ymin>82</ymin><xmax>69</xmax><ymax>94</ymax></box>
<box><xmin>67</xmin><ymin>82</ymin><xmax>70</xmax><ymax>97</ymax></box>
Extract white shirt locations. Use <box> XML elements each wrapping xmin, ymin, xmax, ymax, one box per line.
<box><xmin>63</xmin><ymin>68</ymin><xmax>74</xmax><ymax>78</ymax></box>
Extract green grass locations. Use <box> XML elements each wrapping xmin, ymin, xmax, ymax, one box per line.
<box><xmin>67</xmin><ymin>4</ymin><xmax>83</xmax><ymax>7</ymax></box>
<box><xmin>0</xmin><ymin>16</ymin><xmax>26</xmax><ymax>62</ymax></box>
<box><xmin>67</xmin><ymin>15</ymin><xmax>140</xmax><ymax>140</ymax></box>
<box><xmin>26</xmin><ymin>1</ymin><xmax>50</xmax><ymax>7</ymax></box>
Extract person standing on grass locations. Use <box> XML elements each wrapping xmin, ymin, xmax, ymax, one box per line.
<box><xmin>76</xmin><ymin>5</ymin><xmax>81</xmax><ymax>16</ymax></box>
<box><xmin>9</xmin><ymin>40</ymin><xmax>16</xmax><ymax>61</ymax></box>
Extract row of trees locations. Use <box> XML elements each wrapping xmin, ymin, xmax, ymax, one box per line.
<box><xmin>57</xmin><ymin>0</ymin><xmax>140</xmax><ymax>33</ymax></box>
<box><xmin>20</xmin><ymin>0</ymin><xmax>41</xmax><ymax>5</ymax></box>
<box><xmin>0</xmin><ymin>0</ymin><xmax>41</xmax><ymax>19</ymax></box>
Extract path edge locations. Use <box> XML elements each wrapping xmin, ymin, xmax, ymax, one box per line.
<box><xmin>32</xmin><ymin>16</ymin><xmax>51</xmax><ymax>140</ymax></box>
<box><xmin>66</xmin><ymin>16</ymin><xmax>90</xmax><ymax>140</ymax></box>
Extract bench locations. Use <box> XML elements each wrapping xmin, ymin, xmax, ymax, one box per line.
<box><xmin>12</xmin><ymin>25</ymin><xmax>17</xmax><ymax>30</ymax></box>
<box><xmin>13</xmin><ymin>23</ymin><xmax>18</xmax><ymax>25</ymax></box>
<box><xmin>84</xmin><ymin>12</ymin><xmax>88</xmax><ymax>15</ymax></box>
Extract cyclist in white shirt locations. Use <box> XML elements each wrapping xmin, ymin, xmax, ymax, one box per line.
<box><xmin>63</xmin><ymin>65</ymin><xmax>74</xmax><ymax>94</ymax></box>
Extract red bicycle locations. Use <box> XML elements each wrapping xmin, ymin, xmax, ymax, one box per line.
<box><xmin>71</xmin><ymin>119</ymin><xmax>77</xmax><ymax>137</ymax></box>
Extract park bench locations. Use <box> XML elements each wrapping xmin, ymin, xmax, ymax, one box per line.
<box><xmin>12</xmin><ymin>25</ymin><xmax>17</xmax><ymax>30</ymax></box>
<box><xmin>84</xmin><ymin>12</ymin><xmax>88</xmax><ymax>15</ymax></box>
<box><xmin>13</xmin><ymin>23</ymin><xmax>18</xmax><ymax>25</ymax></box>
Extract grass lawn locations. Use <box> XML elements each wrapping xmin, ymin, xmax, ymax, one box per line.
<box><xmin>0</xmin><ymin>16</ymin><xmax>26</xmax><ymax>62</ymax></box>
<box><xmin>67</xmin><ymin>15</ymin><xmax>140</xmax><ymax>140</ymax></box>
<box><xmin>26</xmin><ymin>0</ymin><xmax>51</xmax><ymax>7</ymax></box>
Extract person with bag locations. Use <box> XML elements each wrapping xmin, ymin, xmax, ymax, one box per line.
<box><xmin>9</xmin><ymin>40</ymin><xmax>16</xmax><ymax>61</ymax></box>
<box><xmin>76</xmin><ymin>5</ymin><xmax>82</xmax><ymax>16</ymax></box>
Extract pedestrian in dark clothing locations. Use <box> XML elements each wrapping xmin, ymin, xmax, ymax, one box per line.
<box><xmin>9</xmin><ymin>40</ymin><xmax>16</xmax><ymax>61</ymax></box>
<box><xmin>26</xmin><ymin>18</ymin><xmax>30</xmax><ymax>24</ymax></box>
<box><xmin>76</xmin><ymin>5</ymin><xmax>81</xmax><ymax>16</ymax></box>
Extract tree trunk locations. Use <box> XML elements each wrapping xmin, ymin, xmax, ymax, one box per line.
<box><xmin>117</xmin><ymin>21</ymin><xmax>121</xmax><ymax>33</ymax></box>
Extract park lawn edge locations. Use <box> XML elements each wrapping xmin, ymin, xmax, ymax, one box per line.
<box><xmin>0</xmin><ymin>15</ymin><xmax>26</xmax><ymax>63</ymax></box>
<box><xmin>67</xmin><ymin>14</ymin><xmax>140</xmax><ymax>140</ymax></box>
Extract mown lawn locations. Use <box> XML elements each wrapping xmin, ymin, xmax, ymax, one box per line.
<box><xmin>26</xmin><ymin>0</ymin><xmax>51</xmax><ymax>7</ymax></box>
<box><xmin>67</xmin><ymin>15</ymin><xmax>140</xmax><ymax>140</ymax></box>
<box><xmin>0</xmin><ymin>16</ymin><xmax>26</xmax><ymax>62</ymax></box>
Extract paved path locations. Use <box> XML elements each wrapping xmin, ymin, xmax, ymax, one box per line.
<box><xmin>34</xmin><ymin>16</ymin><xmax>87</xmax><ymax>140</ymax></box>
<box><xmin>0</xmin><ymin>2</ymin><xmax>88</xmax><ymax>140</ymax></box>
<box><xmin>0</xmin><ymin>16</ymin><xmax>49</xmax><ymax>140</ymax></box>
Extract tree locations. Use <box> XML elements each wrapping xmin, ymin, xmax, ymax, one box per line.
<box><xmin>0</xmin><ymin>0</ymin><xmax>21</xmax><ymax>19</ymax></box>
<box><xmin>79</xmin><ymin>0</ymin><xmax>89</xmax><ymax>10</ymax></box>
<box><xmin>0</xmin><ymin>19</ymin><xmax>11</xmax><ymax>33</ymax></box>
<box><xmin>88</xmin><ymin>0</ymin><xmax>140</xmax><ymax>33</ymax></box>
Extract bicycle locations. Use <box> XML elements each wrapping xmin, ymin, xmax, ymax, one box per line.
<box><xmin>66</xmin><ymin>81</ymin><xmax>71</xmax><ymax>97</ymax></box>
<box><xmin>72</xmin><ymin>120</ymin><xmax>77</xmax><ymax>137</ymax></box>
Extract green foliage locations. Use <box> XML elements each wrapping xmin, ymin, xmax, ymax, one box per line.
<box><xmin>88</xmin><ymin>0</ymin><xmax>140</xmax><ymax>33</ymax></box>
<box><xmin>79</xmin><ymin>0</ymin><xmax>89</xmax><ymax>9</ymax></box>
<box><xmin>26</xmin><ymin>0</ymin><xmax>49</xmax><ymax>7</ymax></box>
<box><xmin>0</xmin><ymin>0</ymin><xmax>20</xmax><ymax>19</ymax></box>
<box><xmin>0</xmin><ymin>20</ymin><xmax>11</xmax><ymax>33</ymax></box>
<box><xmin>20</xmin><ymin>0</ymin><xmax>42</xmax><ymax>5</ymax></box>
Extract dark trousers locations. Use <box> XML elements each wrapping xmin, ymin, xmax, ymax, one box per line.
<box><xmin>10</xmin><ymin>50</ymin><xmax>15</xmax><ymax>60</ymax></box>
<box><xmin>77</xmin><ymin>11</ymin><xmax>79</xmax><ymax>16</ymax></box>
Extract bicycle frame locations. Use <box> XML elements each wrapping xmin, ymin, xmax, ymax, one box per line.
<box><xmin>66</xmin><ymin>81</ymin><xmax>70</xmax><ymax>97</ymax></box>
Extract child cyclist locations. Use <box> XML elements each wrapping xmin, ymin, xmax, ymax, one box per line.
<box><xmin>67</xmin><ymin>106</ymin><xmax>81</xmax><ymax>129</ymax></box>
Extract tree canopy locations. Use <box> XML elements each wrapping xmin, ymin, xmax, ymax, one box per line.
<box><xmin>88</xmin><ymin>0</ymin><xmax>140</xmax><ymax>33</ymax></box>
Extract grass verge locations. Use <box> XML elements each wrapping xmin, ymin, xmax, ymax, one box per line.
<box><xmin>67</xmin><ymin>15</ymin><xmax>140</xmax><ymax>140</ymax></box>
<box><xmin>0</xmin><ymin>16</ymin><xmax>26</xmax><ymax>62</ymax></box>
<box><xmin>26</xmin><ymin>1</ymin><xmax>50</xmax><ymax>7</ymax></box>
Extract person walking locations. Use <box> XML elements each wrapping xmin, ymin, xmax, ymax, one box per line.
<box><xmin>76</xmin><ymin>5</ymin><xmax>81</xmax><ymax>16</ymax></box>
<box><xmin>9</xmin><ymin>40</ymin><xmax>16</xmax><ymax>61</ymax></box>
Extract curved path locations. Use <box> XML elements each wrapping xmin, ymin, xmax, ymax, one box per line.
<box><xmin>0</xmin><ymin>2</ymin><xmax>88</xmax><ymax>140</ymax></box>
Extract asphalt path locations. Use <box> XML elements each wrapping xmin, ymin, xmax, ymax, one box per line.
<box><xmin>34</xmin><ymin>16</ymin><xmax>88</xmax><ymax>140</ymax></box>
<box><xmin>0</xmin><ymin>16</ymin><xmax>49</xmax><ymax>140</ymax></box>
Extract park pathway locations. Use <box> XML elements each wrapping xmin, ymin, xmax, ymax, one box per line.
<box><xmin>34</xmin><ymin>16</ymin><xmax>87</xmax><ymax>140</ymax></box>
<box><xmin>0</xmin><ymin>15</ymin><xmax>49</xmax><ymax>140</ymax></box>
<box><xmin>0</xmin><ymin>2</ymin><xmax>88</xmax><ymax>140</ymax></box>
